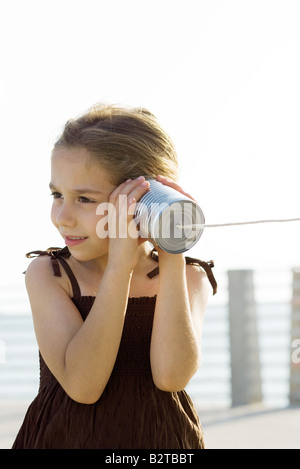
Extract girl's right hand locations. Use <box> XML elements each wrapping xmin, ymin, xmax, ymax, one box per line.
<box><xmin>106</xmin><ymin>176</ymin><xmax>150</xmax><ymax>272</ymax></box>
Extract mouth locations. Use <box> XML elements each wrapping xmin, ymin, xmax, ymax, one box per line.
<box><xmin>64</xmin><ymin>235</ymin><xmax>88</xmax><ymax>247</ymax></box>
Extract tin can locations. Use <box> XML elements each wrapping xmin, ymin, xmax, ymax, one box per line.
<box><xmin>134</xmin><ymin>178</ymin><xmax>205</xmax><ymax>253</ymax></box>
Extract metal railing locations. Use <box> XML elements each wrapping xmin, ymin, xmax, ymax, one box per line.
<box><xmin>0</xmin><ymin>269</ymin><xmax>299</xmax><ymax>408</ymax></box>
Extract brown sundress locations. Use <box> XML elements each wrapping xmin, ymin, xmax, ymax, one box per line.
<box><xmin>12</xmin><ymin>247</ymin><xmax>217</xmax><ymax>449</ymax></box>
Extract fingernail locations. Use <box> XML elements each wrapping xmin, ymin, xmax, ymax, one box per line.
<box><xmin>137</xmin><ymin>176</ymin><xmax>145</xmax><ymax>181</ymax></box>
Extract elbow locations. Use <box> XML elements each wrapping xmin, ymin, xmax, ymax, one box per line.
<box><xmin>71</xmin><ymin>394</ymin><xmax>101</xmax><ymax>405</ymax></box>
<box><xmin>65</xmin><ymin>387</ymin><xmax>102</xmax><ymax>405</ymax></box>
<box><xmin>60</xmin><ymin>362</ymin><xmax>108</xmax><ymax>404</ymax></box>
<box><xmin>153</xmin><ymin>380</ymin><xmax>186</xmax><ymax>393</ymax></box>
<box><xmin>152</xmin><ymin>368</ymin><xmax>199</xmax><ymax>393</ymax></box>
<box><xmin>63</xmin><ymin>380</ymin><xmax>105</xmax><ymax>405</ymax></box>
<box><xmin>153</xmin><ymin>374</ymin><xmax>191</xmax><ymax>392</ymax></box>
<box><xmin>152</xmin><ymin>357</ymin><xmax>202</xmax><ymax>393</ymax></box>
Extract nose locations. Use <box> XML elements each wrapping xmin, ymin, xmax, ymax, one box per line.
<box><xmin>52</xmin><ymin>201</ymin><xmax>77</xmax><ymax>229</ymax></box>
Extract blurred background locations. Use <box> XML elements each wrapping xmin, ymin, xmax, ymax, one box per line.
<box><xmin>1</xmin><ymin>0</ymin><xmax>300</xmax><ymax>448</ymax></box>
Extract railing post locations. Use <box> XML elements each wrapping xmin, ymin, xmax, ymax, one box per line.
<box><xmin>228</xmin><ymin>270</ymin><xmax>262</xmax><ymax>406</ymax></box>
<box><xmin>290</xmin><ymin>268</ymin><xmax>300</xmax><ymax>405</ymax></box>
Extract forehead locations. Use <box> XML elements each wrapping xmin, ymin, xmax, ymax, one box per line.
<box><xmin>51</xmin><ymin>147</ymin><xmax>115</xmax><ymax>192</ymax></box>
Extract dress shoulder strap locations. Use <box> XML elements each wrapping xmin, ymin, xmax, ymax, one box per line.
<box><xmin>25</xmin><ymin>247</ymin><xmax>81</xmax><ymax>299</ymax></box>
<box><xmin>147</xmin><ymin>248</ymin><xmax>217</xmax><ymax>295</ymax></box>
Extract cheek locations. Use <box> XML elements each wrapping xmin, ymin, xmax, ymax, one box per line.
<box><xmin>50</xmin><ymin>204</ymin><xmax>58</xmax><ymax>228</ymax></box>
<box><xmin>85</xmin><ymin>208</ymin><xmax>102</xmax><ymax>234</ymax></box>
<box><xmin>94</xmin><ymin>202</ymin><xmax>109</xmax><ymax>235</ymax></box>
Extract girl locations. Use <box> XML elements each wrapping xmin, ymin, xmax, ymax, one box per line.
<box><xmin>13</xmin><ymin>104</ymin><xmax>217</xmax><ymax>449</ymax></box>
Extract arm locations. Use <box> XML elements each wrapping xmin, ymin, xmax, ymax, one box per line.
<box><xmin>150</xmin><ymin>251</ymin><xmax>210</xmax><ymax>391</ymax></box>
<box><xmin>26</xmin><ymin>256</ymin><xmax>132</xmax><ymax>404</ymax></box>
<box><xmin>27</xmin><ymin>177</ymin><xmax>149</xmax><ymax>404</ymax></box>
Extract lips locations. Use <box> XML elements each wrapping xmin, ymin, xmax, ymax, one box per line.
<box><xmin>64</xmin><ymin>235</ymin><xmax>88</xmax><ymax>247</ymax></box>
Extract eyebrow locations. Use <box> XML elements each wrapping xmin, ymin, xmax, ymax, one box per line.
<box><xmin>49</xmin><ymin>183</ymin><xmax>105</xmax><ymax>195</ymax></box>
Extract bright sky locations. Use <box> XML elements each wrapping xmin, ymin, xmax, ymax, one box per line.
<box><xmin>1</xmin><ymin>0</ymin><xmax>300</xmax><ymax>288</ymax></box>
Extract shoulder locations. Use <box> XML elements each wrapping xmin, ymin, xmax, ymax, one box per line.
<box><xmin>186</xmin><ymin>256</ymin><xmax>217</xmax><ymax>296</ymax></box>
<box><xmin>185</xmin><ymin>262</ymin><xmax>211</xmax><ymax>317</ymax></box>
<box><xmin>25</xmin><ymin>255</ymin><xmax>71</xmax><ymax>297</ymax></box>
<box><xmin>25</xmin><ymin>255</ymin><xmax>54</xmax><ymax>284</ymax></box>
<box><xmin>186</xmin><ymin>262</ymin><xmax>210</xmax><ymax>296</ymax></box>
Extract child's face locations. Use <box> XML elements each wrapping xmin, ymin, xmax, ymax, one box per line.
<box><xmin>50</xmin><ymin>146</ymin><xmax>116</xmax><ymax>262</ymax></box>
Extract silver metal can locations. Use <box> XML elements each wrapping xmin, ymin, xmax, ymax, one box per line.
<box><xmin>135</xmin><ymin>178</ymin><xmax>205</xmax><ymax>253</ymax></box>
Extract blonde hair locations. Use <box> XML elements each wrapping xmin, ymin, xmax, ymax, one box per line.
<box><xmin>53</xmin><ymin>103</ymin><xmax>179</xmax><ymax>185</ymax></box>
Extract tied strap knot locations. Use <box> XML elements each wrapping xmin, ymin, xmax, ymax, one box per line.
<box><xmin>24</xmin><ymin>247</ymin><xmax>70</xmax><ymax>277</ymax></box>
<box><xmin>148</xmin><ymin>249</ymin><xmax>217</xmax><ymax>295</ymax></box>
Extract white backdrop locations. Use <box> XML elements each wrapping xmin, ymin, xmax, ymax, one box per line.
<box><xmin>1</xmin><ymin>0</ymin><xmax>300</xmax><ymax>287</ymax></box>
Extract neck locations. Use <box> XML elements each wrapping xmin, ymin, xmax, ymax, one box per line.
<box><xmin>73</xmin><ymin>241</ymin><xmax>153</xmax><ymax>275</ymax></box>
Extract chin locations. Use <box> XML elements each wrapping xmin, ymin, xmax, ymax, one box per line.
<box><xmin>68</xmin><ymin>244</ymin><xmax>108</xmax><ymax>263</ymax></box>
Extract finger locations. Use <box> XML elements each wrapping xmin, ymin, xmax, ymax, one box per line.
<box><xmin>156</xmin><ymin>175</ymin><xmax>198</xmax><ymax>203</ymax></box>
<box><xmin>156</xmin><ymin>175</ymin><xmax>182</xmax><ymax>191</ymax></box>
<box><xmin>121</xmin><ymin>177</ymin><xmax>150</xmax><ymax>201</ymax></box>
<box><xmin>129</xmin><ymin>179</ymin><xmax>150</xmax><ymax>202</ymax></box>
<box><xmin>109</xmin><ymin>177</ymin><xmax>150</xmax><ymax>211</ymax></box>
<box><xmin>121</xmin><ymin>176</ymin><xmax>146</xmax><ymax>194</ymax></box>
<box><xmin>181</xmin><ymin>191</ymin><xmax>198</xmax><ymax>203</ymax></box>
<box><xmin>109</xmin><ymin>179</ymin><xmax>132</xmax><ymax>203</ymax></box>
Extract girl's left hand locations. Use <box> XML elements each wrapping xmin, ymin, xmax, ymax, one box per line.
<box><xmin>155</xmin><ymin>175</ymin><xmax>198</xmax><ymax>203</ymax></box>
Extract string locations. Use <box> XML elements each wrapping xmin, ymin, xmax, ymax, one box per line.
<box><xmin>176</xmin><ymin>217</ymin><xmax>300</xmax><ymax>229</ymax></box>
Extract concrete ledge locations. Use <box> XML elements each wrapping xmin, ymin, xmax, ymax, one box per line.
<box><xmin>200</xmin><ymin>403</ymin><xmax>300</xmax><ymax>449</ymax></box>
